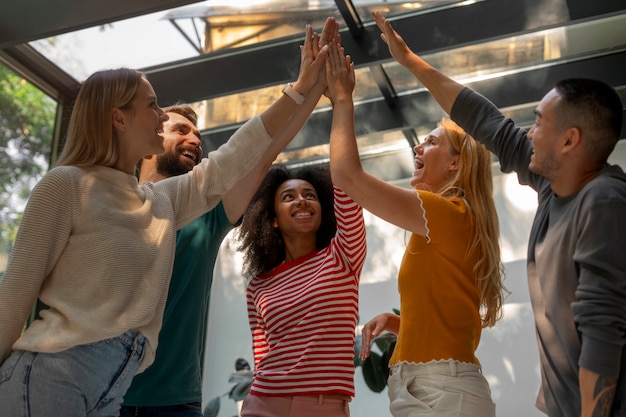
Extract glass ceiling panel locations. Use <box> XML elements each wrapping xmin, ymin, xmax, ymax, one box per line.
<box><xmin>28</xmin><ymin>0</ymin><xmax>456</xmax><ymax>82</ymax></box>
<box><xmin>193</xmin><ymin>12</ymin><xmax>626</xmax><ymax>135</ymax></box>
<box><xmin>385</xmin><ymin>12</ymin><xmax>626</xmax><ymax>97</ymax></box>
<box><xmin>193</xmin><ymin>65</ymin><xmax>377</xmax><ymax>130</ymax></box>
<box><xmin>29</xmin><ymin>6</ymin><xmax>203</xmax><ymax>82</ymax></box>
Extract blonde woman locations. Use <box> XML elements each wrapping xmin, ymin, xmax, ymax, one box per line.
<box><xmin>325</xmin><ymin>42</ymin><xmax>506</xmax><ymax>417</ymax></box>
<box><xmin>0</xmin><ymin>20</ymin><xmax>331</xmax><ymax>416</ymax></box>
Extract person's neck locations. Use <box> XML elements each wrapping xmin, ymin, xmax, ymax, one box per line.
<box><xmin>138</xmin><ymin>170</ymin><xmax>168</xmax><ymax>184</ymax></box>
<box><xmin>550</xmin><ymin>163</ymin><xmax>605</xmax><ymax>198</ymax></box>
<box><xmin>283</xmin><ymin>235</ymin><xmax>317</xmax><ymax>263</ymax></box>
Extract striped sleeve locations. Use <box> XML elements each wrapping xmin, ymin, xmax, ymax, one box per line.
<box><xmin>332</xmin><ymin>185</ymin><xmax>367</xmax><ymax>280</ymax></box>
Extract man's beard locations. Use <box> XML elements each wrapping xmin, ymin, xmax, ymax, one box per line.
<box><xmin>156</xmin><ymin>151</ymin><xmax>194</xmax><ymax>177</ymax></box>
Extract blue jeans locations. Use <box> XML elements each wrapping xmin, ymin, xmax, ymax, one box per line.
<box><xmin>119</xmin><ymin>403</ymin><xmax>202</xmax><ymax>417</ymax></box>
<box><xmin>0</xmin><ymin>330</ymin><xmax>146</xmax><ymax>417</ymax></box>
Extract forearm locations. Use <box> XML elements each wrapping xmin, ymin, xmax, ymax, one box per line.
<box><xmin>580</xmin><ymin>367</ymin><xmax>617</xmax><ymax>417</ymax></box>
<box><xmin>383</xmin><ymin>313</ymin><xmax>400</xmax><ymax>334</ymax></box>
<box><xmin>329</xmin><ymin>97</ymin><xmax>360</xmax><ymax>189</ymax></box>
<box><xmin>261</xmin><ymin>80</ymin><xmax>325</xmax><ymax>157</ymax></box>
<box><xmin>403</xmin><ymin>53</ymin><xmax>464</xmax><ymax>115</ymax></box>
<box><xmin>259</xmin><ymin>80</ymin><xmax>319</xmax><ymax>137</ymax></box>
<box><xmin>223</xmin><ymin>82</ymin><xmax>325</xmax><ymax>221</ymax></box>
<box><xmin>253</xmin><ymin>80</ymin><xmax>325</xmax><ymax>176</ymax></box>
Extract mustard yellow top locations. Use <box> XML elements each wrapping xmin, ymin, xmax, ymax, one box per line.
<box><xmin>389</xmin><ymin>191</ymin><xmax>482</xmax><ymax>367</ymax></box>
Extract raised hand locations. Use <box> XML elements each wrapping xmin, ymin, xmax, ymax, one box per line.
<box><xmin>325</xmin><ymin>43</ymin><xmax>354</xmax><ymax>106</ymax></box>
<box><xmin>292</xmin><ymin>23</ymin><xmax>329</xmax><ymax>96</ymax></box>
<box><xmin>359</xmin><ymin>313</ymin><xmax>398</xmax><ymax>360</ymax></box>
<box><xmin>371</xmin><ymin>10</ymin><xmax>414</xmax><ymax>68</ymax></box>
<box><xmin>319</xmin><ymin>16</ymin><xmax>340</xmax><ymax>49</ymax></box>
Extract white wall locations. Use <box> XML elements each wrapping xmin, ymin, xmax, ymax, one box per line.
<box><xmin>202</xmin><ymin>139</ymin><xmax>626</xmax><ymax>417</ymax></box>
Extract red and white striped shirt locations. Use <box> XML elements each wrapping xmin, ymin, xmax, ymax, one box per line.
<box><xmin>246</xmin><ymin>186</ymin><xmax>366</xmax><ymax>397</ymax></box>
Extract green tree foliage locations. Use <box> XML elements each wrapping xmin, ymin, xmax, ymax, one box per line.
<box><xmin>0</xmin><ymin>64</ymin><xmax>56</xmax><ymax>257</ymax></box>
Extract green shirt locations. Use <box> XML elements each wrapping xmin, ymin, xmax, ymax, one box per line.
<box><xmin>123</xmin><ymin>201</ymin><xmax>232</xmax><ymax>406</ymax></box>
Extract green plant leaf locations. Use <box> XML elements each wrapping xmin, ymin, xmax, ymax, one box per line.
<box><xmin>203</xmin><ymin>396</ymin><xmax>220</xmax><ymax>417</ymax></box>
<box><xmin>373</xmin><ymin>332</ymin><xmax>397</xmax><ymax>352</ymax></box>
<box><xmin>353</xmin><ymin>333</ymin><xmax>363</xmax><ymax>367</ymax></box>
<box><xmin>228</xmin><ymin>370</ymin><xmax>253</xmax><ymax>383</ymax></box>
<box><xmin>361</xmin><ymin>351</ymin><xmax>387</xmax><ymax>393</ymax></box>
<box><xmin>229</xmin><ymin>379</ymin><xmax>252</xmax><ymax>401</ymax></box>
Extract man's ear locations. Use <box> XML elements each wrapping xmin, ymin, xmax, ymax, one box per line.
<box><xmin>112</xmin><ymin>107</ymin><xmax>126</xmax><ymax>130</ymax></box>
<box><xmin>562</xmin><ymin>126</ymin><xmax>582</xmax><ymax>153</ymax></box>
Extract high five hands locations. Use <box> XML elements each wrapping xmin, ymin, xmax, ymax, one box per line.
<box><xmin>324</xmin><ymin>37</ymin><xmax>354</xmax><ymax>106</ymax></box>
<box><xmin>293</xmin><ymin>17</ymin><xmax>341</xmax><ymax>96</ymax></box>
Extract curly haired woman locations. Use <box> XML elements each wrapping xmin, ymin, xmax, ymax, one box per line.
<box><xmin>234</xmin><ymin>163</ymin><xmax>366</xmax><ymax>417</ymax></box>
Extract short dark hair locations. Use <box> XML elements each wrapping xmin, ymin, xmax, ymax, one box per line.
<box><xmin>554</xmin><ymin>78</ymin><xmax>623</xmax><ymax>162</ymax></box>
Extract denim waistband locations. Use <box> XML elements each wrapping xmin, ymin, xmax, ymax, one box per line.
<box><xmin>113</xmin><ymin>329</ymin><xmax>146</xmax><ymax>351</ymax></box>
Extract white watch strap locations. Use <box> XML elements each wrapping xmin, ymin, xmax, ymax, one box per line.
<box><xmin>282</xmin><ymin>83</ymin><xmax>305</xmax><ymax>104</ymax></box>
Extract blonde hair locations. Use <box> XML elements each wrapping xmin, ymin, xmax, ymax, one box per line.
<box><xmin>55</xmin><ymin>68</ymin><xmax>144</xmax><ymax>167</ymax></box>
<box><xmin>436</xmin><ymin>118</ymin><xmax>507</xmax><ymax>328</ymax></box>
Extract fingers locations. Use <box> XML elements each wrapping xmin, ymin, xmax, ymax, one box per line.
<box><xmin>311</xmin><ymin>32</ymin><xmax>320</xmax><ymax>57</ymax></box>
<box><xmin>359</xmin><ymin>325</ymin><xmax>374</xmax><ymax>360</ymax></box>
<box><xmin>359</xmin><ymin>342</ymin><xmax>370</xmax><ymax>360</ymax></box>
<box><xmin>372</xmin><ymin>10</ymin><xmax>394</xmax><ymax>45</ymax></box>
<box><xmin>319</xmin><ymin>17</ymin><xmax>340</xmax><ymax>48</ymax></box>
<box><xmin>327</xmin><ymin>45</ymin><xmax>348</xmax><ymax>79</ymax></box>
<box><xmin>329</xmin><ymin>43</ymin><xmax>340</xmax><ymax>68</ymax></box>
<box><xmin>319</xmin><ymin>17</ymin><xmax>332</xmax><ymax>47</ymax></box>
<box><xmin>359</xmin><ymin>317</ymin><xmax>384</xmax><ymax>360</ymax></box>
<box><xmin>302</xmin><ymin>24</ymin><xmax>313</xmax><ymax>55</ymax></box>
<box><xmin>372</xmin><ymin>10</ymin><xmax>385</xmax><ymax>31</ymax></box>
<box><xmin>384</xmin><ymin>19</ymin><xmax>397</xmax><ymax>40</ymax></box>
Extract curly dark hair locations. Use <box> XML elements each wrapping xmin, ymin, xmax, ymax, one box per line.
<box><xmin>234</xmin><ymin>163</ymin><xmax>336</xmax><ymax>280</ymax></box>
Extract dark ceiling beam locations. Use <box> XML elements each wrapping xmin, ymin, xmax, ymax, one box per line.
<box><xmin>144</xmin><ymin>0</ymin><xmax>622</xmax><ymax>106</ymax></box>
<box><xmin>565</xmin><ymin>0</ymin><xmax>624</xmax><ymax>19</ymax></box>
<box><xmin>201</xmin><ymin>49</ymin><xmax>626</xmax><ymax>152</ymax></box>
<box><xmin>0</xmin><ymin>0</ymin><xmax>201</xmax><ymax>49</ymax></box>
<box><xmin>369</xmin><ymin>65</ymin><xmax>397</xmax><ymax>108</ymax></box>
<box><xmin>334</xmin><ymin>0</ymin><xmax>364</xmax><ymax>39</ymax></box>
<box><xmin>0</xmin><ymin>44</ymin><xmax>80</xmax><ymax>103</ymax></box>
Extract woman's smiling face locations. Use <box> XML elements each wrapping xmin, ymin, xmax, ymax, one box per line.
<box><xmin>273</xmin><ymin>179</ymin><xmax>322</xmax><ymax>238</ymax></box>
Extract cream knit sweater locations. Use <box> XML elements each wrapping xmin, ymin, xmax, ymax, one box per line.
<box><xmin>0</xmin><ymin>115</ymin><xmax>270</xmax><ymax>372</ymax></box>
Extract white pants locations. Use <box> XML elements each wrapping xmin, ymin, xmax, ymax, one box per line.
<box><xmin>387</xmin><ymin>361</ymin><xmax>495</xmax><ymax>417</ymax></box>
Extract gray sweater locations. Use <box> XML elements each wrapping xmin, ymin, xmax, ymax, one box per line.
<box><xmin>451</xmin><ymin>87</ymin><xmax>626</xmax><ymax>417</ymax></box>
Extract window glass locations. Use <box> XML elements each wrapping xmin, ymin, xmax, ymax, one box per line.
<box><xmin>0</xmin><ymin>63</ymin><xmax>57</xmax><ymax>277</ymax></box>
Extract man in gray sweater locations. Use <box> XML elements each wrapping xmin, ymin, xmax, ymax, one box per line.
<box><xmin>371</xmin><ymin>10</ymin><xmax>625</xmax><ymax>417</ymax></box>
